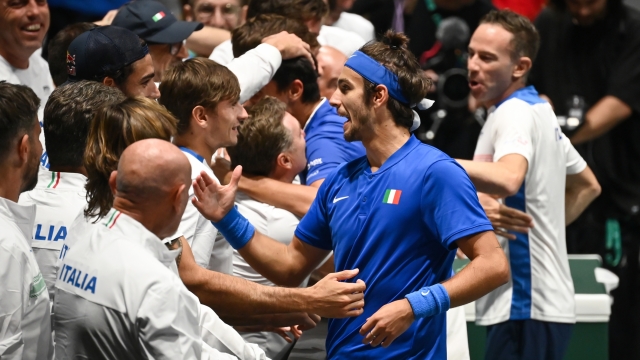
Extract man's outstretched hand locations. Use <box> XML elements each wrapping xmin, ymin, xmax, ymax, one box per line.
<box><xmin>192</xmin><ymin>166</ymin><xmax>242</xmax><ymax>222</ymax></box>
<box><xmin>304</xmin><ymin>269</ymin><xmax>366</xmax><ymax>319</ymax></box>
<box><xmin>478</xmin><ymin>192</ymin><xmax>533</xmax><ymax>240</ymax></box>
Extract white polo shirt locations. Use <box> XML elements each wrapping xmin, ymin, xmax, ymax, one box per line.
<box><xmin>0</xmin><ymin>50</ymin><xmax>54</xmax><ymax>156</ymax></box>
<box><xmin>473</xmin><ymin>86</ymin><xmax>587</xmax><ymax>326</ymax></box>
<box><xmin>59</xmin><ymin>210</ymin><xmax>267</xmax><ymax>360</ymax></box>
<box><xmin>19</xmin><ymin>170</ymin><xmax>87</xmax><ymax>301</ymax></box>
<box><xmin>177</xmin><ymin>147</ymin><xmax>233</xmax><ymax>274</ymax></box>
<box><xmin>0</xmin><ymin>197</ymin><xmax>53</xmax><ymax>360</ymax></box>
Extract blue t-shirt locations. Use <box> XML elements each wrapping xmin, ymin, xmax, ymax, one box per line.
<box><xmin>295</xmin><ymin>136</ymin><xmax>493</xmax><ymax>359</ymax></box>
<box><xmin>300</xmin><ymin>99</ymin><xmax>366</xmax><ymax>185</ymax></box>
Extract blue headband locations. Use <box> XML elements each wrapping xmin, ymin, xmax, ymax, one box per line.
<box><xmin>344</xmin><ymin>51</ymin><xmax>435</xmax><ymax>132</ymax></box>
<box><xmin>345</xmin><ymin>51</ymin><xmax>410</xmax><ymax>105</ymax></box>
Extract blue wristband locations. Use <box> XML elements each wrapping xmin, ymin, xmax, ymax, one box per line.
<box><xmin>405</xmin><ymin>283</ymin><xmax>450</xmax><ymax>319</ymax></box>
<box><xmin>210</xmin><ymin>205</ymin><xmax>255</xmax><ymax>250</ymax></box>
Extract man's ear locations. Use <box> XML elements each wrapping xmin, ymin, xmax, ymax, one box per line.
<box><xmin>276</xmin><ymin>152</ymin><xmax>293</xmax><ymax>170</ymax></box>
<box><xmin>191</xmin><ymin>105</ymin><xmax>209</xmax><ymax>129</ymax></box>
<box><xmin>108</xmin><ymin>170</ymin><xmax>118</xmax><ymax>195</ymax></box>
<box><xmin>372</xmin><ymin>84</ymin><xmax>390</xmax><ymax>108</ymax></box>
<box><xmin>183</xmin><ymin>4</ymin><xmax>193</xmax><ymax>21</ymax></box>
<box><xmin>513</xmin><ymin>56</ymin><xmax>532</xmax><ymax>81</ymax></box>
<box><xmin>103</xmin><ymin>77</ymin><xmax>116</xmax><ymax>87</ymax></box>
<box><xmin>288</xmin><ymin>80</ymin><xmax>304</xmax><ymax>102</ymax></box>
<box><xmin>173</xmin><ymin>183</ymin><xmax>187</xmax><ymax>211</ymax></box>
<box><xmin>17</xmin><ymin>133</ymin><xmax>29</xmax><ymax>165</ymax></box>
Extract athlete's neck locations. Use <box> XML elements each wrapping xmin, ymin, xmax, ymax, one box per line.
<box><xmin>486</xmin><ymin>81</ymin><xmax>526</xmax><ymax>108</ymax></box>
<box><xmin>0</xmin><ymin>43</ymin><xmax>33</xmax><ymax>69</ymax></box>
<box><xmin>48</xmin><ymin>165</ymin><xmax>87</xmax><ymax>177</ymax></box>
<box><xmin>0</xmin><ymin>165</ymin><xmax>24</xmax><ymax>202</ymax></box>
<box><xmin>290</xmin><ymin>99</ymin><xmax>323</xmax><ymax>129</ymax></box>
<box><xmin>174</xmin><ymin>136</ymin><xmax>214</xmax><ymax>166</ymax></box>
<box><xmin>113</xmin><ymin>198</ymin><xmax>174</xmax><ymax>239</ymax></box>
<box><xmin>361</xmin><ymin>112</ymin><xmax>411</xmax><ymax>172</ymax></box>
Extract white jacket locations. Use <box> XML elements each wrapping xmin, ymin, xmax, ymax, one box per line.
<box><xmin>0</xmin><ymin>197</ymin><xmax>53</xmax><ymax>360</ymax></box>
<box><xmin>19</xmin><ymin>170</ymin><xmax>87</xmax><ymax>302</ymax></box>
<box><xmin>55</xmin><ymin>209</ymin><xmax>267</xmax><ymax>360</ymax></box>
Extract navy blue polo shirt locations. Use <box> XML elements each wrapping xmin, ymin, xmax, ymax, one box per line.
<box><xmin>301</xmin><ymin>99</ymin><xmax>366</xmax><ymax>185</ymax></box>
<box><xmin>295</xmin><ymin>135</ymin><xmax>493</xmax><ymax>359</ymax></box>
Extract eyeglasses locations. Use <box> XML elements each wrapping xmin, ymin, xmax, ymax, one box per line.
<box><xmin>195</xmin><ymin>2</ymin><xmax>241</xmax><ymax>20</ymax></box>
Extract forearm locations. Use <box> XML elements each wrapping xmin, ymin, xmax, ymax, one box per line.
<box><xmin>238</xmin><ymin>233</ymin><xmax>314</xmax><ymax>287</ymax></box>
<box><xmin>239</xmin><ymin>177</ymin><xmax>316</xmax><ymax>217</ymax></box>
<box><xmin>565</xmin><ymin>167</ymin><xmax>601</xmax><ymax>225</ymax></box>
<box><xmin>185</xmin><ymin>26</ymin><xmax>231</xmax><ymax>57</ymax></box>
<box><xmin>570</xmin><ymin>96</ymin><xmax>632</xmax><ymax>145</ymax></box>
<box><xmin>456</xmin><ymin>159</ymin><xmax>522</xmax><ymax>197</ymax></box>
<box><xmin>444</xmin><ymin>232</ymin><xmax>509</xmax><ymax>308</ymax></box>
<box><xmin>178</xmin><ymin>238</ymin><xmax>308</xmax><ymax>315</ymax></box>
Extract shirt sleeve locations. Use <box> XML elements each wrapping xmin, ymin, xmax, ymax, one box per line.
<box><xmin>178</xmin><ymin>201</ymin><xmax>216</xmax><ymax>269</ymax></box>
<box><xmin>607</xmin><ymin>21</ymin><xmax>640</xmax><ymax>114</ymax></box>
<box><xmin>225</xmin><ymin>43</ymin><xmax>282</xmax><ymax>104</ymax></box>
<box><xmin>137</xmin><ymin>277</ymin><xmax>204</xmax><ymax>359</ymax></box>
<box><xmin>294</xmin><ymin>180</ymin><xmax>333</xmax><ymax>250</ymax></box>
<box><xmin>421</xmin><ymin>160</ymin><xmax>494</xmax><ymax>249</ymax></box>
<box><xmin>0</xmin><ymin>243</ymin><xmax>27</xmax><ymax>359</ymax></box>
<box><xmin>305</xmin><ymin>133</ymin><xmax>360</xmax><ymax>185</ymax></box>
<box><xmin>208</xmin><ymin>40</ymin><xmax>234</xmax><ymax>65</ymax></box>
<box><xmin>492</xmin><ymin>101</ymin><xmax>535</xmax><ymax>163</ymax></box>
<box><xmin>562</xmin><ymin>132</ymin><xmax>587</xmax><ymax>175</ymax></box>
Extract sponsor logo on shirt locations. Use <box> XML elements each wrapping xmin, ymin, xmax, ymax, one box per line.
<box><xmin>58</xmin><ymin>264</ymin><xmax>97</xmax><ymax>294</ymax></box>
<box><xmin>307</xmin><ymin>158</ymin><xmax>323</xmax><ymax>170</ymax></box>
<box><xmin>33</xmin><ymin>224</ymin><xmax>67</xmax><ymax>241</ymax></box>
<box><xmin>333</xmin><ymin>196</ymin><xmax>349</xmax><ymax>203</ymax></box>
<box><xmin>383</xmin><ymin>189</ymin><xmax>402</xmax><ymax>205</ymax></box>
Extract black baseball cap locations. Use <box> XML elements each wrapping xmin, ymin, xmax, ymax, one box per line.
<box><xmin>112</xmin><ymin>0</ymin><xmax>203</xmax><ymax>44</ymax></box>
<box><xmin>65</xmin><ymin>26</ymin><xmax>149</xmax><ymax>83</ymax></box>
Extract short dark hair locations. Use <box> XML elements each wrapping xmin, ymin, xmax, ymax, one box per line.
<box><xmin>0</xmin><ymin>81</ymin><xmax>40</xmax><ymax>161</ymax></box>
<box><xmin>480</xmin><ymin>10</ymin><xmax>540</xmax><ymax>63</ymax></box>
<box><xmin>47</xmin><ymin>22</ymin><xmax>97</xmax><ymax>86</ymax></box>
<box><xmin>159</xmin><ymin>58</ymin><xmax>241</xmax><ymax>135</ymax></box>
<box><xmin>359</xmin><ymin>31</ymin><xmax>432</xmax><ymax>129</ymax></box>
<box><xmin>232</xmin><ymin>14</ymin><xmax>319</xmax><ymax>58</ymax></box>
<box><xmin>246</xmin><ymin>0</ymin><xmax>328</xmax><ymax>23</ymax></box>
<box><xmin>273</xmin><ymin>57</ymin><xmax>321</xmax><ymax>104</ymax></box>
<box><xmin>44</xmin><ymin>81</ymin><xmax>125</xmax><ymax>168</ymax></box>
<box><xmin>227</xmin><ymin>97</ymin><xmax>290</xmax><ymax>176</ymax></box>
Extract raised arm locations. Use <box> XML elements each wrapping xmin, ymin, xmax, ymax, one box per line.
<box><xmin>457</xmin><ymin>154</ymin><xmax>528</xmax><ymax>197</ymax></box>
<box><xmin>565</xmin><ymin>166</ymin><xmax>601</xmax><ymax>225</ymax></box>
<box><xmin>185</xmin><ymin>26</ymin><xmax>231</xmax><ymax>57</ymax></box>
<box><xmin>238</xmin><ymin>176</ymin><xmax>318</xmax><ymax>217</ymax></box>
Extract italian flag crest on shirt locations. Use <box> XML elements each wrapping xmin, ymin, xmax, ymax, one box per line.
<box><xmin>383</xmin><ymin>189</ymin><xmax>402</xmax><ymax>205</ymax></box>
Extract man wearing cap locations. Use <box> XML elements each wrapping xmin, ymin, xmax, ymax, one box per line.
<box><xmin>64</xmin><ymin>26</ymin><xmax>159</xmax><ymax>99</ymax></box>
<box><xmin>193</xmin><ymin>31</ymin><xmax>509</xmax><ymax>359</ymax></box>
<box><xmin>113</xmin><ymin>0</ymin><xmax>315</xmax><ymax>103</ymax></box>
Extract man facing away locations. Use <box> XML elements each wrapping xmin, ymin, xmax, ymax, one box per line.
<box><xmin>19</xmin><ymin>81</ymin><xmax>125</xmax><ymax>302</ymax></box>
<box><xmin>193</xmin><ymin>31</ymin><xmax>509</xmax><ymax>359</ymax></box>
<box><xmin>457</xmin><ymin>10</ymin><xmax>602</xmax><ymax>360</ymax></box>
<box><xmin>0</xmin><ymin>81</ymin><xmax>52</xmax><ymax>360</ymax></box>
<box><xmin>53</xmin><ymin>139</ymin><xmax>243</xmax><ymax>360</ymax></box>
<box><xmin>225</xmin><ymin>97</ymin><xmax>309</xmax><ymax>358</ymax></box>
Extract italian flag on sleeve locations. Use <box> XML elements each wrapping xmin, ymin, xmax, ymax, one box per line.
<box><xmin>383</xmin><ymin>189</ymin><xmax>402</xmax><ymax>205</ymax></box>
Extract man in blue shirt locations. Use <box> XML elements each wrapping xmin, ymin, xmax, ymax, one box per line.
<box><xmin>195</xmin><ymin>31</ymin><xmax>509</xmax><ymax>359</ymax></box>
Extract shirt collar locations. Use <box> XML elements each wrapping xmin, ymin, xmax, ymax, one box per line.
<box><xmin>0</xmin><ymin>197</ymin><xmax>36</xmax><ymax>243</ymax></box>
<box><xmin>179</xmin><ymin>146</ymin><xmax>206</xmax><ymax>164</ymax></box>
<box><xmin>304</xmin><ymin>98</ymin><xmax>328</xmax><ymax>131</ymax></box>
<box><xmin>36</xmin><ymin>170</ymin><xmax>87</xmax><ymax>191</ymax></box>
<box><xmin>103</xmin><ymin>208</ymin><xmax>181</xmax><ymax>268</ymax></box>
<box><xmin>365</xmin><ymin>135</ymin><xmax>421</xmax><ymax>175</ymax></box>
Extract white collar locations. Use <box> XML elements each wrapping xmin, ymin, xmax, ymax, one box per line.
<box><xmin>35</xmin><ymin>170</ymin><xmax>87</xmax><ymax>191</ymax></box>
<box><xmin>102</xmin><ymin>209</ymin><xmax>181</xmax><ymax>268</ymax></box>
<box><xmin>0</xmin><ymin>197</ymin><xmax>36</xmax><ymax>244</ymax></box>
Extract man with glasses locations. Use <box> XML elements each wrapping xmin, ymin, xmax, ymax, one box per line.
<box><xmin>183</xmin><ymin>0</ymin><xmax>245</xmax><ymax>31</ymax></box>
